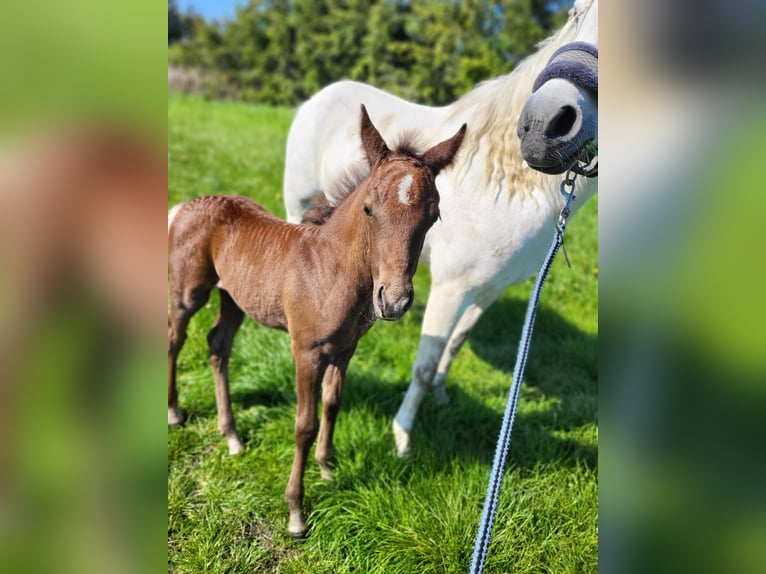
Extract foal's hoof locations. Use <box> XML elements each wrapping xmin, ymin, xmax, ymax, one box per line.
<box><xmin>168</xmin><ymin>406</ymin><xmax>184</xmax><ymax>426</ymax></box>
<box><xmin>392</xmin><ymin>419</ymin><xmax>411</xmax><ymax>457</ymax></box>
<box><xmin>288</xmin><ymin>513</ymin><xmax>307</xmax><ymax>539</ymax></box>
<box><xmin>290</xmin><ymin>528</ymin><xmax>308</xmax><ymax>540</ymax></box>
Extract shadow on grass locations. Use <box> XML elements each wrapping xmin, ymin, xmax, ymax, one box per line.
<box><xmin>338</xmin><ymin>379</ymin><xmax>596</xmax><ymax>478</ymax></box>
<box><xmin>173</xmin><ymin>379</ymin><xmax>295</xmax><ymax>423</ymax></box>
<box><xmin>175</xmin><ymin>295</ymin><xmax>596</xmax><ymax>476</ymax></box>
<box><xmin>469</xmin><ymin>296</ymin><xmax>597</xmax><ymax>400</ymax></box>
<box><xmin>231</xmin><ymin>383</ymin><xmax>295</xmax><ymax>410</ymax></box>
<box><xmin>333</xmin><ymin>296</ymin><xmax>597</xmax><ymax>475</ymax></box>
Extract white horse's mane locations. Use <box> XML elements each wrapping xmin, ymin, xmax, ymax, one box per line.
<box><xmin>446</xmin><ymin>10</ymin><xmax>584</xmax><ymax>197</ymax></box>
<box><xmin>310</xmin><ymin>2</ymin><xmax>590</xmax><ymax>206</ymax></box>
<box><xmin>324</xmin><ymin>138</ymin><xmax>431</xmax><ymax>205</ymax></box>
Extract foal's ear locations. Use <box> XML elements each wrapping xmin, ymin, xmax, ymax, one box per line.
<box><xmin>360</xmin><ymin>104</ymin><xmax>390</xmax><ymax>167</ymax></box>
<box><xmin>422</xmin><ymin>124</ymin><xmax>467</xmax><ymax>176</ymax></box>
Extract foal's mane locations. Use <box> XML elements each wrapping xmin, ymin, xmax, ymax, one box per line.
<box><xmin>304</xmin><ymin>136</ymin><xmax>426</xmax><ymax>225</ymax></box>
<box><xmin>445</xmin><ymin>8</ymin><xmax>586</xmax><ymax>199</ymax></box>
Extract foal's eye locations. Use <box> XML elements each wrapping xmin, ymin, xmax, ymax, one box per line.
<box><xmin>363</xmin><ymin>203</ymin><xmax>372</xmax><ymax>217</ymax></box>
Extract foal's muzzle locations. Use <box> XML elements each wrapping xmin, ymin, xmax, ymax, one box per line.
<box><xmin>374</xmin><ymin>283</ymin><xmax>414</xmax><ymax>321</ymax></box>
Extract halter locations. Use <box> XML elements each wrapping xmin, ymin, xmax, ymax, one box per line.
<box><xmin>469</xmin><ymin>154</ymin><xmax>590</xmax><ymax>574</ymax></box>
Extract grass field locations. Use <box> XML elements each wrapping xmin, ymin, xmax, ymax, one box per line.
<box><xmin>168</xmin><ymin>93</ymin><xmax>598</xmax><ymax>573</ymax></box>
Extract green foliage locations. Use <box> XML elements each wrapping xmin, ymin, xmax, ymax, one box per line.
<box><xmin>168</xmin><ymin>1</ymin><xmax>183</xmax><ymax>44</ymax></box>
<box><xmin>168</xmin><ymin>94</ymin><xmax>598</xmax><ymax>572</ymax></box>
<box><xmin>168</xmin><ymin>0</ymin><xmax>567</xmax><ymax>105</ymax></box>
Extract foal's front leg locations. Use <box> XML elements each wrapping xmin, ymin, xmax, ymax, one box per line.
<box><xmin>315</xmin><ymin>352</ymin><xmax>352</xmax><ymax>481</ymax></box>
<box><xmin>285</xmin><ymin>347</ymin><xmax>324</xmax><ymax>538</ymax></box>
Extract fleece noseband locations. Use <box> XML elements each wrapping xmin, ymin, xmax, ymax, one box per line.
<box><xmin>532</xmin><ymin>41</ymin><xmax>598</xmax><ymax>95</ymax></box>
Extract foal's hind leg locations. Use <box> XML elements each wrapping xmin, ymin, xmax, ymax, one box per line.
<box><xmin>168</xmin><ymin>286</ymin><xmax>211</xmax><ymax>425</ymax></box>
<box><xmin>207</xmin><ymin>289</ymin><xmax>246</xmax><ymax>455</ymax></box>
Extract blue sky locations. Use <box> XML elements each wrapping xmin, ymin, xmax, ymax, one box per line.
<box><xmin>176</xmin><ymin>0</ymin><xmax>243</xmax><ymax>22</ymax></box>
<box><xmin>176</xmin><ymin>0</ymin><xmax>576</xmax><ymax>23</ymax></box>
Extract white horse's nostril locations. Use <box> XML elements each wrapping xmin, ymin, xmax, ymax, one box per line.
<box><xmin>545</xmin><ymin>105</ymin><xmax>577</xmax><ymax>139</ymax></box>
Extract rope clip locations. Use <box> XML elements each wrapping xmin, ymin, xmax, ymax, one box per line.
<box><xmin>557</xmin><ymin>164</ymin><xmax>582</xmax><ymax>268</ymax></box>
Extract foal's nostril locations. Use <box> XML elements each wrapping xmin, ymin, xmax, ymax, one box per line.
<box><xmin>377</xmin><ymin>285</ymin><xmax>385</xmax><ymax>312</ymax></box>
<box><xmin>544</xmin><ymin>105</ymin><xmax>577</xmax><ymax>139</ymax></box>
<box><xmin>404</xmin><ymin>289</ymin><xmax>414</xmax><ymax>312</ymax></box>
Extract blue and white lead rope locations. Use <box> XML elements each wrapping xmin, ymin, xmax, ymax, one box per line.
<box><xmin>468</xmin><ymin>174</ymin><xmax>577</xmax><ymax>574</ymax></box>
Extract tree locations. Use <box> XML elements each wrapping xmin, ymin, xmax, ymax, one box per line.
<box><xmin>168</xmin><ymin>0</ymin><xmax>183</xmax><ymax>44</ymax></box>
<box><xmin>168</xmin><ymin>0</ymin><xmax>573</xmax><ymax>106</ymax></box>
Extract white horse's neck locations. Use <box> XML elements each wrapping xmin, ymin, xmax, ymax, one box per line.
<box><xmin>572</xmin><ymin>0</ymin><xmax>598</xmax><ymax>47</ymax></box>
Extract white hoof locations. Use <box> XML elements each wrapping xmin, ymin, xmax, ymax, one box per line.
<box><xmin>288</xmin><ymin>513</ymin><xmax>307</xmax><ymax>539</ymax></box>
<box><xmin>392</xmin><ymin>419</ymin><xmax>411</xmax><ymax>457</ymax></box>
<box><xmin>318</xmin><ymin>458</ymin><xmax>335</xmax><ymax>481</ymax></box>
<box><xmin>432</xmin><ymin>385</ymin><xmax>450</xmax><ymax>406</ymax></box>
<box><xmin>226</xmin><ymin>435</ymin><xmax>244</xmax><ymax>456</ymax></box>
<box><xmin>168</xmin><ymin>406</ymin><xmax>183</xmax><ymax>426</ymax></box>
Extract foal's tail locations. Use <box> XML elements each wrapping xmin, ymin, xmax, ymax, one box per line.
<box><xmin>168</xmin><ymin>203</ymin><xmax>183</xmax><ymax>234</ymax></box>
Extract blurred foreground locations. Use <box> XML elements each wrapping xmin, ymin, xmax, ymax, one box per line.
<box><xmin>601</xmin><ymin>1</ymin><xmax>766</xmax><ymax>572</ymax></box>
<box><xmin>0</xmin><ymin>2</ymin><xmax>165</xmax><ymax>573</ymax></box>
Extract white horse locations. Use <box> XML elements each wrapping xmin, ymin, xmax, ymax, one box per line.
<box><xmin>283</xmin><ymin>0</ymin><xmax>598</xmax><ymax>456</ymax></box>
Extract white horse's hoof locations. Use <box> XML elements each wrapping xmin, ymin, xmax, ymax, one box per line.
<box><xmin>320</xmin><ymin>467</ymin><xmax>334</xmax><ymax>481</ymax></box>
<box><xmin>392</xmin><ymin>419</ymin><xmax>411</xmax><ymax>457</ymax></box>
<box><xmin>432</xmin><ymin>385</ymin><xmax>450</xmax><ymax>406</ymax></box>
<box><xmin>227</xmin><ymin>435</ymin><xmax>244</xmax><ymax>456</ymax></box>
<box><xmin>168</xmin><ymin>406</ymin><xmax>183</xmax><ymax>426</ymax></box>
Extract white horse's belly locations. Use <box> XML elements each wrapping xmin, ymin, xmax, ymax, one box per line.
<box><xmin>427</xmin><ymin>184</ymin><xmax>560</xmax><ymax>295</ymax></box>
<box><xmin>423</xmin><ymin>172</ymin><xmax>595</xmax><ymax>302</ymax></box>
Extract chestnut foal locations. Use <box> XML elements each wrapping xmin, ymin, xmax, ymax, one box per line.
<box><xmin>168</xmin><ymin>105</ymin><xmax>465</xmax><ymax>537</ymax></box>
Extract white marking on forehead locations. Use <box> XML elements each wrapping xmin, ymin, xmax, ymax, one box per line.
<box><xmin>397</xmin><ymin>174</ymin><xmax>414</xmax><ymax>205</ymax></box>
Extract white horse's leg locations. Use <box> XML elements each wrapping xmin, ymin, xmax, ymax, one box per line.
<box><xmin>430</xmin><ymin>282</ymin><xmax>507</xmax><ymax>404</ymax></box>
<box><xmin>393</xmin><ymin>284</ymin><xmax>471</xmax><ymax>456</ymax></box>
<box><xmin>429</xmin><ymin>302</ymin><xmax>485</xmax><ymax>405</ymax></box>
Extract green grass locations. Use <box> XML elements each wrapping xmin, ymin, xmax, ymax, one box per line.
<box><xmin>168</xmin><ymin>93</ymin><xmax>598</xmax><ymax>573</ymax></box>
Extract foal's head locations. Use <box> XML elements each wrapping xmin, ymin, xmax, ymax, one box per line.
<box><xmin>356</xmin><ymin>105</ymin><xmax>466</xmax><ymax>320</ymax></box>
